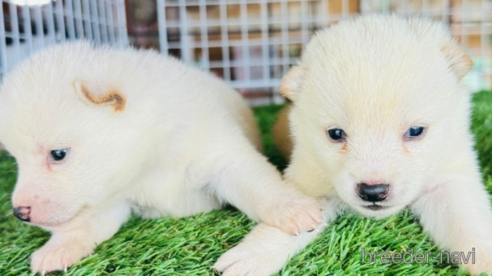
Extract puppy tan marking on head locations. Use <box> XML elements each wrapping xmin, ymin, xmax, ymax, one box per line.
<box><xmin>279</xmin><ymin>65</ymin><xmax>307</xmax><ymax>101</ymax></box>
<box><xmin>441</xmin><ymin>43</ymin><xmax>473</xmax><ymax>80</ymax></box>
<box><xmin>74</xmin><ymin>81</ymin><xmax>126</xmax><ymax>112</ymax></box>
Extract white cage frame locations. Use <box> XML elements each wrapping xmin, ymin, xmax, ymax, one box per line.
<box><xmin>0</xmin><ymin>0</ymin><xmax>128</xmax><ymax>80</ymax></box>
<box><xmin>157</xmin><ymin>0</ymin><xmax>492</xmax><ymax>105</ymax></box>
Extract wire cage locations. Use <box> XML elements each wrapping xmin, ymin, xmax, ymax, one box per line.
<box><xmin>0</xmin><ymin>0</ymin><xmax>128</xmax><ymax>80</ymax></box>
<box><xmin>157</xmin><ymin>0</ymin><xmax>492</xmax><ymax>105</ymax></box>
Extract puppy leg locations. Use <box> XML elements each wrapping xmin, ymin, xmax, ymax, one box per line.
<box><xmin>411</xmin><ymin>173</ymin><xmax>492</xmax><ymax>275</ymax></box>
<box><xmin>213</xmin><ymin>200</ymin><xmax>338</xmax><ymax>276</ymax></box>
<box><xmin>30</xmin><ymin>202</ymin><xmax>131</xmax><ymax>274</ymax></box>
<box><xmin>212</xmin><ymin>150</ymin><xmax>322</xmax><ymax>235</ymax></box>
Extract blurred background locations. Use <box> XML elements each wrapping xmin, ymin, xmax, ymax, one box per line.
<box><xmin>1</xmin><ymin>0</ymin><xmax>491</xmax><ymax>105</ymax></box>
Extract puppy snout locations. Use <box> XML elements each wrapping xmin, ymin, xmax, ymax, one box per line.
<box><xmin>357</xmin><ymin>183</ymin><xmax>389</xmax><ymax>202</ymax></box>
<box><xmin>13</xmin><ymin>206</ymin><xmax>31</xmax><ymax>222</ymax></box>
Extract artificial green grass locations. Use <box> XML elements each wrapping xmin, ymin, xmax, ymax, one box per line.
<box><xmin>1</xmin><ymin>91</ymin><xmax>492</xmax><ymax>276</ymax></box>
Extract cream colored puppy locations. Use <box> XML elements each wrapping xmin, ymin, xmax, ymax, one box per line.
<box><xmin>214</xmin><ymin>15</ymin><xmax>492</xmax><ymax>275</ymax></box>
<box><xmin>0</xmin><ymin>42</ymin><xmax>322</xmax><ymax>274</ymax></box>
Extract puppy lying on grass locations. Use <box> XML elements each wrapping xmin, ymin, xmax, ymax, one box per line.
<box><xmin>214</xmin><ymin>15</ymin><xmax>492</xmax><ymax>275</ymax></box>
<box><xmin>0</xmin><ymin>42</ymin><xmax>322</xmax><ymax>274</ymax></box>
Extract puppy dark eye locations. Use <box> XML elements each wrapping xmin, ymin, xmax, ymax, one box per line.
<box><xmin>50</xmin><ymin>149</ymin><xmax>68</xmax><ymax>161</ymax></box>
<box><xmin>327</xmin><ymin>128</ymin><xmax>346</xmax><ymax>142</ymax></box>
<box><xmin>405</xmin><ymin>126</ymin><xmax>425</xmax><ymax>138</ymax></box>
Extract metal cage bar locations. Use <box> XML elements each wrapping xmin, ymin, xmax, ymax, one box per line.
<box><xmin>0</xmin><ymin>0</ymin><xmax>128</xmax><ymax>81</ymax></box>
<box><xmin>156</xmin><ymin>0</ymin><xmax>492</xmax><ymax>105</ymax></box>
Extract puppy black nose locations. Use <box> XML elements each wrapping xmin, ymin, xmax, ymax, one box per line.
<box><xmin>13</xmin><ymin>206</ymin><xmax>31</xmax><ymax>222</ymax></box>
<box><xmin>357</xmin><ymin>183</ymin><xmax>389</xmax><ymax>202</ymax></box>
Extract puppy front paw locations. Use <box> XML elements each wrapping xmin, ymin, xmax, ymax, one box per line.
<box><xmin>213</xmin><ymin>241</ymin><xmax>288</xmax><ymax>276</ymax></box>
<box><xmin>463</xmin><ymin>251</ymin><xmax>492</xmax><ymax>275</ymax></box>
<box><xmin>263</xmin><ymin>194</ymin><xmax>323</xmax><ymax>235</ymax></box>
<box><xmin>464</xmin><ymin>262</ymin><xmax>492</xmax><ymax>275</ymax></box>
<box><xmin>30</xmin><ymin>239</ymin><xmax>94</xmax><ymax>274</ymax></box>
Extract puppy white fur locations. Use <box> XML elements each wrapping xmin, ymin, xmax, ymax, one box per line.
<box><xmin>215</xmin><ymin>15</ymin><xmax>492</xmax><ymax>275</ymax></box>
<box><xmin>0</xmin><ymin>42</ymin><xmax>322</xmax><ymax>273</ymax></box>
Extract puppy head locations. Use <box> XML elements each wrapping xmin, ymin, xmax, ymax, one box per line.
<box><xmin>0</xmin><ymin>43</ymin><xmax>145</xmax><ymax>229</ymax></box>
<box><xmin>281</xmin><ymin>16</ymin><xmax>473</xmax><ymax>218</ymax></box>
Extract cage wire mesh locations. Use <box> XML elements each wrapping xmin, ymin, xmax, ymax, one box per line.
<box><xmin>0</xmin><ymin>0</ymin><xmax>128</xmax><ymax>80</ymax></box>
<box><xmin>157</xmin><ymin>0</ymin><xmax>492</xmax><ymax>106</ymax></box>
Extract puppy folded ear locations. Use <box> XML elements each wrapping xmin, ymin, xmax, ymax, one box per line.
<box><xmin>441</xmin><ymin>42</ymin><xmax>473</xmax><ymax>80</ymax></box>
<box><xmin>74</xmin><ymin>81</ymin><xmax>126</xmax><ymax>112</ymax></box>
<box><xmin>279</xmin><ymin>65</ymin><xmax>307</xmax><ymax>102</ymax></box>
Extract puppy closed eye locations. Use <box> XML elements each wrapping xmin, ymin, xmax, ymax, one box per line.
<box><xmin>327</xmin><ymin>128</ymin><xmax>346</xmax><ymax>142</ymax></box>
<box><xmin>405</xmin><ymin>126</ymin><xmax>426</xmax><ymax>140</ymax></box>
<box><xmin>50</xmin><ymin>149</ymin><xmax>69</xmax><ymax>162</ymax></box>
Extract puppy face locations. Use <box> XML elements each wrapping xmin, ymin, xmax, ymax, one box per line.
<box><xmin>0</xmin><ymin>48</ymin><xmax>144</xmax><ymax>229</ymax></box>
<box><xmin>281</xmin><ymin>16</ymin><xmax>473</xmax><ymax>219</ymax></box>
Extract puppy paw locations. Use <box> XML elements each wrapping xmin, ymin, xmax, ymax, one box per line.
<box><xmin>30</xmin><ymin>239</ymin><xmax>94</xmax><ymax>274</ymax></box>
<box><xmin>263</xmin><ymin>194</ymin><xmax>323</xmax><ymax>235</ymax></box>
<box><xmin>213</xmin><ymin>242</ymin><xmax>287</xmax><ymax>276</ymax></box>
<box><xmin>463</xmin><ymin>254</ymin><xmax>492</xmax><ymax>275</ymax></box>
<box><xmin>464</xmin><ymin>263</ymin><xmax>492</xmax><ymax>275</ymax></box>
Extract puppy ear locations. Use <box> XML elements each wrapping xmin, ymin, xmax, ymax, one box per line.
<box><xmin>74</xmin><ymin>81</ymin><xmax>126</xmax><ymax>112</ymax></box>
<box><xmin>441</xmin><ymin>43</ymin><xmax>473</xmax><ymax>80</ymax></box>
<box><xmin>279</xmin><ymin>65</ymin><xmax>307</xmax><ymax>102</ymax></box>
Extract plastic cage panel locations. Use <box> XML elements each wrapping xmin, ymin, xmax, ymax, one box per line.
<box><xmin>0</xmin><ymin>0</ymin><xmax>128</xmax><ymax>80</ymax></box>
<box><xmin>157</xmin><ymin>0</ymin><xmax>492</xmax><ymax>105</ymax></box>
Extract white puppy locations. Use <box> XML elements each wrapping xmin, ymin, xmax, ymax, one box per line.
<box><xmin>0</xmin><ymin>42</ymin><xmax>322</xmax><ymax>273</ymax></box>
<box><xmin>214</xmin><ymin>15</ymin><xmax>492</xmax><ymax>275</ymax></box>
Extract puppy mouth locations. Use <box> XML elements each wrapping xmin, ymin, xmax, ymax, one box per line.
<box><xmin>35</xmin><ymin>204</ymin><xmax>89</xmax><ymax>229</ymax></box>
<box><xmin>363</xmin><ymin>204</ymin><xmax>389</xmax><ymax>211</ymax></box>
